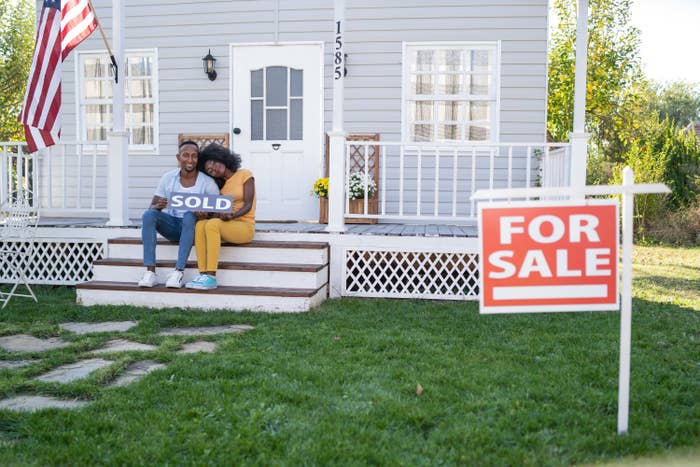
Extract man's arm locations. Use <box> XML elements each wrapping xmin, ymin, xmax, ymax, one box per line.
<box><xmin>149</xmin><ymin>195</ymin><xmax>168</xmax><ymax>210</ymax></box>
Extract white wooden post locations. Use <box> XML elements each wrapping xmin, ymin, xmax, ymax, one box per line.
<box><xmin>569</xmin><ymin>0</ymin><xmax>590</xmax><ymax>196</ymax></box>
<box><xmin>107</xmin><ymin>0</ymin><xmax>129</xmax><ymax>226</ymax></box>
<box><xmin>327</xmin><ymin>0</ymin><xmax>346</xmax><ymax>233</ymax></box>
<box><xmin>617</xmin><ymin>166</ymin><xmax>634</xmax><ymax>435</ymax></box>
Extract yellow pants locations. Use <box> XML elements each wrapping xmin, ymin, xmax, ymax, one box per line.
<box><xmin>194</xmin><ymin>218</ymin><xmax>255</xmax><ymax>272</ymax></box>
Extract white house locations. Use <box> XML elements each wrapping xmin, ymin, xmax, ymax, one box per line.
<box><xmin>0</xmin><ymin>0</ymin><xmax>590</xmax><ymax>310</ymax></box>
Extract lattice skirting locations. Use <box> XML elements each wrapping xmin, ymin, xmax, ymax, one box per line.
<box><xmin>344</xmin><ymin>248</ymin><xmax>479</xmax><ymax>300</ymax></box>
<box><xmin>0</xmin><ymin>239</ymin><xmax>105</xmax><ymax>285</ymax></box>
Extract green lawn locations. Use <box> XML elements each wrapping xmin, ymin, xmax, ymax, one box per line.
<box><xmin>0</xmin><ymin>245</ymin><xmax>698</xmax><ymax>466</ymax></box>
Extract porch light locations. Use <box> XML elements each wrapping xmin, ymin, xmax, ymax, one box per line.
<box><xmin>202</xmin><ymin>49</ymin><xmax>217</xmax><ymax>81</ymax></box>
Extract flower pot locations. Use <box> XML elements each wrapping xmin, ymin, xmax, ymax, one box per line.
<box><xmin>318</xmin><ymin>198</ymin><xmax>328</xmax><ymax>224</ymax></box>
<box><xmin>318</xmin><ymin>197</ymin><xmax>378</xmax><ymax>224</ymax></box>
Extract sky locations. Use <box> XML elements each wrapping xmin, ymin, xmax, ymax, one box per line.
<box><xmin>629</xmin><ymin>0</ymin><xmax>699</xmax><ymax>84</ymax></box>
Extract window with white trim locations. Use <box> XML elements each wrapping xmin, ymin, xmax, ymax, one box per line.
<box><xmin>405</xmin><ymin>43</ymin><xmax>498</xmax><ymax>142</ymax></box>
<box><xmin>78</xmin><ymin>50</ymin><xmax>158</xmax><ymax>149</ymax></box>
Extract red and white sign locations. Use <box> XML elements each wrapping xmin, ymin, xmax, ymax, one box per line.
<box><xmin>479</xmin><ymin>200</ymin><xmax>619</xmax><ymax>313</ymax></box>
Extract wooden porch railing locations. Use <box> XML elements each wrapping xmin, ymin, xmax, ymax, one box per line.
<box><xmin>341</xmin><ymin>141</ymin><xmax>572</xmax><ymax>223</ymax></box>
<box><xmin>0</xmin><ymin>141</ymin><xmax>109</xmax><ymax>217</ymax></box>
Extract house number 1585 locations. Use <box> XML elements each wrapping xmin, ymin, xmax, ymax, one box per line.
<box><xmin>334</xmin><ymin>20</ymin><xmax>344</xmax><ymax>80</ymax></box>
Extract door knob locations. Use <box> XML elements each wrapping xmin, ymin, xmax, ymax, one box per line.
<box><xmin>233</xmin><ymin>128</ymin><xmax>241</xmax><ymax>135</ymax></box>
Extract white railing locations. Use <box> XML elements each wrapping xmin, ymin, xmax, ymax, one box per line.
<box><xmin>1</xmin><ymin>141</ymin><xmax>109</xmax><ymax>217</ymax></box>
<box><xmin>343</xmin><ymin>141</ymin><xmax>571</xmax><ymax>223</ymax></box>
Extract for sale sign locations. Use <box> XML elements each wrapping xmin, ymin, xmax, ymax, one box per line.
<box><xmin>478</xmin><ymin>200</ymin><xmax>619</xmax><ymax>314</ymax></box>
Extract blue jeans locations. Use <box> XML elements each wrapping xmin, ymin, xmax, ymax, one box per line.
<box><xmin>141</xmin><ymin>209</ymin><xmax>197</xmax><ymax>270</ymax></box>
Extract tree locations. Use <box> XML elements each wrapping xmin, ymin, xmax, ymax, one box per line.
<box><xmin>0</xmin><ymin>0</ymin><xmax>35</xmax><ymax>142</ymax></box>
<box><xmin>651</xmin><ymin>81</ymin><xmax>700</xmax><ymax>128</ymax></box>
<box><xmin>547</xmin><ymin>0</ymin><xmax>643</xmax><ymax>162</ymax></box>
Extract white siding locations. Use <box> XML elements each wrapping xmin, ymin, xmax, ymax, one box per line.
<box><xmin>60</xmin><ymin>0</ymin><xmax>548</xmax><ymax>219</ymax></box>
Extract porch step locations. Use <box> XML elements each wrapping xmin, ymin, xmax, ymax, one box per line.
<box><xmin>76</xmin><ymin>281</ymin><xmax>327</xmax><ymax>313</ymax></box>
<box><xmin>92</xmin><ymin>259</ymin><xmax>327</xmax><ymax>289</ymax></box>
<box><xmin>107</xmin><ymin>237</ymin><xmax>329</xmax><ymax>265</ymax></box>
<box><xmin>78</xmin><ymin>237</ymin><xmax>330</xmax><ymax>312</ymax></box>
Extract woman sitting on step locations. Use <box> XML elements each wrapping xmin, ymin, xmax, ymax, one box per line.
<box><xmin>185</xmin><ymin>144</ymin><xmax>256</xmax><ymax>290</ymax></box>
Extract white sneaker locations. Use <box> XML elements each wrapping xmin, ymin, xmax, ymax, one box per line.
<box><xmin>165</xmin><ymin>270</ymin><xmax>184</xmax><ymax>288</ymax></box>
<box><xmin>138</xmin><ymin>270</ymin><xmax>158</xmax><ymax>287</ymax></box>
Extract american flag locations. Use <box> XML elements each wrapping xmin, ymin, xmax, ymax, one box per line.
<box><xmin>18</xmin><ymin>0</ymin><xmax>98</xmax><ymax>153</ymax></box>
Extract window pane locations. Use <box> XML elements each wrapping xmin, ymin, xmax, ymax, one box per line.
<box><xmin>128</xmin><ymin>56</ymin><xmax>152</xmax><ymax>77</ymax></box>
<box><xmin>290</xmin><ymin>99</ymin><xmax>302</xmax><ymax>140</ymax></box>
<box><xmin>438</xmin><ymin>124</ymin><xmax>460</xmax><ymax>140</ymax></box>
<box><xmin>411</xmin><ymin>74</ymin><xmax>434</xmax><ymax>95</ymax></box>
<box><xmin>467</xmin><ymin>75</ymin><xmax>490</xmax><ymax>96</ymax></box>
<box><xmin>412</xmin><ymin>124</ymin><xmax>433</xmax><ymax>142</ymax></box>
<box><xmin>266</xmin><ymin>109</ymin><xmax>287</xmax><ymax>140</ymax></box>
<box><xmin>439</xmin><ymin>50</ymin><xmax>462</xmax><ymax>72</ymax></box>
<box><xmin>290</xmin><ymin>69</ymin><xmax>303</xmax><ymax>97</ymax></box>
<box><xmin>411</xmin><ymin>101</ymin><xmax>433</xmax><ymax>122</ymax></box>
<box><xmin>84</xmin><ymin>58</ymin><xmax>106</xmax><ymax>78</ymax></box>
<box><xmin>437</xmin><ymin>101</ymin><xmax>463</xmax><ymax>121</ymax></box>
<box><xmin>411</xmin><ymin>50</ymin><xmax>434</xmax><ymax>72</ymax></box>
<box><xmin>128</xmin><ymin>79</ymin><xmax>152</xmax><ymax>99</ymax></box>
<box><xmin>84</xmin><ymin>80</ymin><xmax>112</xmax><ymax>99</ymax></box>
<box><xmin>131</xmin><ymin>126</ymin><xmax>153</xmax><ymax>145</ymax></box>
<box><xmin>85</xmin><ymin>104</ymin><xmax>112</xmax><ymax>125</ymax></box>
<box><xmin>86</xmin><ymin>127</ymin><xmax>108</xmax><ymax>141</ymax></box>
<box><xmin>266</xmin><ymin>66</ymin><xmax>288</xmax><ymax>106</ymax></box>
<box><xmin>468</xmin><ymin>125</ymin><xmax>490</xmax><ymax>140</ymax></box>
<box><xmin>468</xmin><ymin>102</ymin><xmax>489</xmax><ymax>121</ymax></box>
<box><xmin>251</xmin><ymin>69</ymin><xmax>263</xmax><ymax>98</ymax></box>
<box><xmin>438</xmin><ymin>74</ymin><xmax>462</xmax><ymax>95</ymax></box>
<box><xmin>130</xmin><ymin>104</ymin><xmax>153</xmax><ymax>125</ymax></box>
<box><xmin>470</xmin><ymin>50</ymin><xmax>490</xmax><ymax>73</ymax></box>
<box><xmin>251</xmin><ymin>100</ymin><xmax>263</xmax><ymax>141</ymax></box>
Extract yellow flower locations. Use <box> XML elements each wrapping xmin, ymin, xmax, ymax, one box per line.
<box><xmin>312</xmin><ymin>177</ymin><xmax>329</xmax><ymax>199</ymax></box>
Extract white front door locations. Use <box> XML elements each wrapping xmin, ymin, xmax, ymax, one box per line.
<box><xmin>231</xmin><ymin>43</ymin><xmax>323</xmax><ymax>221</ymax></box>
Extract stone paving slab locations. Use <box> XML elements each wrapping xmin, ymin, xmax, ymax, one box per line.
<box><xmin>36</xmin><ymin>358</ymin><xmax>112</xmax><ymax>383</ymax></box>
<box><xmin>0</xmin><ymin>360</ymin><xmax>38</xmax><ymax>370</ymax></box>
<box><xmin>178</xmin><ymin>341</ymin><xmax>218</xmax><ymax>354</ymax></box>
<box><xmin>59</xmin><ymin>321</ymin><xmax>139</xmax><ymax>335</ymax></box>
<box><xmin>0</xmin><ymin>335</ymin><xmax>70</xmax><ymax>353</ymax></box>
<box><xmin>92</xmin><ymin>339</ymin><xmax>157</xmax><ymax>354</ymax></box>
<box><xmin>158</xmin><ymin>325</ymin><xmax>254</xmax><ymax>336</ymax></box>
<box><xmin>109</xmin><ymin>361</ymin><xmax>166</xmax><ymax>387</ymax></box>
<box><xmin>0</xmin><ymin>395</ymin><xmax>89</xmax><ymax>412</ymax></box>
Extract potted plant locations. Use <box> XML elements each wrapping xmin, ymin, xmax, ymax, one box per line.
<box><xmin>312</xmin><ymin>173</ymin><xmax>378</xmax><ymax>224</ymax></box>
<box><xmin>311</xmin><ymin>177</ymin><xmax>329</xmax><ymax>223</ymax></box>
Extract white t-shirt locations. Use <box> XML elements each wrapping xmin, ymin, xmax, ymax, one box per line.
<box><xmin>153</xmin><ymin>169</ymin><xmax>219</xmax><ymax>218</ymax></box>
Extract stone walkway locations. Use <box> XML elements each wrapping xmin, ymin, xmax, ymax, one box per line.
<box><xmin>0</xmin><ymin>322</ymin><xmax>253</xmax><ymax>412</ymax></box>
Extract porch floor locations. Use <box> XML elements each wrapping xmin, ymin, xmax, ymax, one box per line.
<box><xmin>38</xmin><ymin>218</ymin><xmax>478</xmax><ymax>237</ymax></box>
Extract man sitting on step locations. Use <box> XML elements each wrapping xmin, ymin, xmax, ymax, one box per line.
<box><xmin>138</xmin><ymin>140</ymin><xmax>219</xmax><ymax>288</ymax></box>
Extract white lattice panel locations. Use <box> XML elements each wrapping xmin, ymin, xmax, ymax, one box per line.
<box><xmin>344</xmin><ymin>249</ymin><xmax>479</xmax><ymax>300</ymax></box>
<box><xmin>0</xmin><ymin>240</ymin><xmax>105</xmax><ymax>285</ymax></box>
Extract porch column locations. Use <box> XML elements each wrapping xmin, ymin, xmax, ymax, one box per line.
<box><xmin>106</xmin><ymin>0</ymin><xmax>129</xmax><ymax>226</ymax></box>
<box><xmin>569</xmin><ymin>0</ymin><xmax>590</xmax><ymax>197</ymax></box>
<box><xmin>327</xmin><ymin>0</ymin><xmax>346</xmax><ymax>233</ymax></box>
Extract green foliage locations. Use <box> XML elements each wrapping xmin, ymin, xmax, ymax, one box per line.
<box><xmin>652</xmin><ymin>81</ymin><xmax>700</xmax><ymax>127</ymax></box>
<box><xmin>0</xmin><ymin>265</ymin><xmax>699</xmax><ymax>465</ymax></box>
<box><xmin>0</xmin><ymin>0</ymin><xmax>35</xmax><ymax>142</ymax></box>
<box><xmin>548</xmin><ymin>0</ymin><xmax>643</xmax><ymax>163</ymax></box>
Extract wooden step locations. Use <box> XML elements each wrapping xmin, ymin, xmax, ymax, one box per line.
<box><xmin>107</xmin><ymin>238</ymin><xmax>329</xmax><ymax>265</ymax></box>
<box><xmin>92</xmin><ymin>259</ymin><xmax>327</xmax><ymax>289</ymax></box>
<box><xmin>76</xmin><ymin>281</ymin><xmax>327</xmax><ymax>313</ymax></box>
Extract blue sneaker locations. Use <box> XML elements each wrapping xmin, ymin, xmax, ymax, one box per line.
<box><xmin>185</xmin><ymin>274</ymin><xmax>217</xmax><ymax>290</ymax></box>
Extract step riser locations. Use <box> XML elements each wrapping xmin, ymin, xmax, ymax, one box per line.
<box><xmin>92</xmin><ymin>265</ymin><xmax>327</xmax><ymax>289</ymax></box>
<box><xmin>108</xmin><ymin>244</ymin><xmax>328</xmax><ymax>265</ymax></box>
<box><xmin>76</xmin><ymin>287</ymin><xmax>326</xmax><ymax>313</ymax></box>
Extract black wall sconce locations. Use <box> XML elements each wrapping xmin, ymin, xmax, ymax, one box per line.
<box><xmin>202</xmin><ymin>49</ymin><xmax>217</xmax><ymax>81</ymax></box>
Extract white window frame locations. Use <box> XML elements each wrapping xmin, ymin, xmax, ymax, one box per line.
<box><xmin>401</xmin><ymin>41</ymin><xmax>501</xmax><ymax>143</ymax></box>
<box><xmin>75</xmin><ymin>48</ymin><xmax>159</xmax><ymax>153</ymax></box>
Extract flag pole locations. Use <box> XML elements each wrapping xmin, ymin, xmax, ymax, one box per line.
<box><xmin>87</xmin><ymin>0</ymin><xmax>118</xmax><ymax>83</ymax></box>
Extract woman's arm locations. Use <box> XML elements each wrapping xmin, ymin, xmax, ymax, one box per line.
<box><xmin>219</xmin><ymin>177</ymin><xmax>255</xmax><ymax>221</ymax></box>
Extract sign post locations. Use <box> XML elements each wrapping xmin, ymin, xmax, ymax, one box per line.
<box><xmin>473</xmin><ymin>167</ymin><xmax>669</xmax><ymax>435</ymax></box>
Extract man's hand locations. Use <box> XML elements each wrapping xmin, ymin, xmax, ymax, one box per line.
<box><xmin>149</xmin><ymin>196</ymin><xmax>167</xmax><ymax>210</ymax></box>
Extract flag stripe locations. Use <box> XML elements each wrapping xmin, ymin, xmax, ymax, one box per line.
<box><xmin>19</xmin><ymin>0</ymin><xmax>97</xmax><ymax>154</ymax></box>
